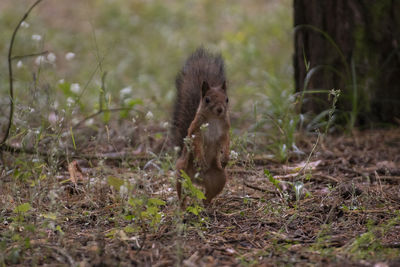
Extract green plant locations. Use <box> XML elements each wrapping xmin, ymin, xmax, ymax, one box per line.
<box><xmin>179</xmin><ymin>170</ymin><xmax>206</xmax><ymax>216</ymax></box>
<box><xmin>252</xmin><ymin>89</ymin><xmax>299</xmax><ymax>162</ymax></box>
<box><xmin>295</xmin><ymin>24</ymin><xmax>366</xmax><ymax>132</ymax></box>
<box><xmin>125</xmin><ymin>196</ymin><xmax>166</xmax><ymax>231</ymax></box>
<box><xmin>346</xmin><ymin>214</ymin><xmax>400</xmax><ymax>259</ymax></box>
<box><xmin>12</xmin><ymin>203</ymin><xmax>32</xmax><ymax>223</ymax></box>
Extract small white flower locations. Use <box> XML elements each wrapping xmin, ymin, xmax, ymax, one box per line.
<box><xmin>191</xmin><ymin>134</ymin><xmax>195</xmax><ymax>139</ymax></box>
<box><xmin>299</xmin><ymin>114</ymin><xmax>305</xmax><ymax>123</ymax></box>
<box><xmin>48</xmin><ymin>112</ymin><xmax>58</xmax><ymax>124</ymax></box>
<box><xmin>292</xmin><ymin>142</ymin><xmax>304</xmax><ymax>155</ymax></box>
<box><xmin>123</xmin><ymin>97</ymin><xmax>134</xmax><ymax>106</ymax></box>
<box><xmin>282</xmin><ymin>144</ymin><xmax>287</xmax><ymax>152</ymax></box>
<box><xmin>49</xmin><ymin>189</ymin><xmax>59</xmax><ymax>203</ymax></box>
<box><xmin>65</xmin><ymin>52</ymin><xmax>75</xmax><ymax>60</ymax></box>
<box><xmin>132</xmin><ymin>117</ymin><xmax>136</xmax><ymax>123</ymax></box>
<box><xmin>200</xmin><ymin>123</ymin><xmax>209</xmax><ymax>131</ymax></box>
<box><xmin>21</xmin><ymin>21</ymin><xmax>30</xmax><ymax>28</ymax></box>
<box><xmin>174</xmin><ymin>146</ymin><xmax>180</xmax><ymax>153</ymax></box>
<box><xmin>58</xmin><ymin>79</ymin><xmax>65</xmax><ymax>84</ymax></box>
<box><xmin>16</xmin><ymin>61</ymin><xmax>23</xmax><ymax>69</ymax></box>
<box><xmin>67</xmin><ymin>97</ymin><xmax>75</xmax><ymax>106</ymax></box>
<box><xmin>47</xmin><ymin>52</ymin><xmax>56</xmax><ymax>63</ymax></box>
<box><xmin>85</xmin><ymin>118</ymin><xmax>94</xmax><ymax>126</ymax></box>
<box><xmin>35</xmin><ymin>55</ymin><xmax>45</xmax><ymax>65</ymax></box>
<box><xmin>162</xmin><ymin>122</ymin><xmax>169</xmax><ymax>128</ymax></box>
<box><xmin>145</xmin><ymin>111</ymin><xmax>153</xmax><ymax>120</ymax></box>
<box><xmin>32</xmin><ymin>34</ymin><xmax>42</xmax><ymax>41</ymax></box>
<box><xmin>70</xmin><ymin>83</ymin><xmax>81</xmax><ymax>94</ymax></box>
<box><xmin>230</xmin><ymin>150</ymin><xmax>239</xmax><ymax>160</ymax></box>
<box><xmin>119</xmin><ymin>86</ymin><xmax>132</xmax><ymax>98</ymax></box>
<box><xmin>119</xmin><ymin>185</ymin><xmax>128</xmax><ymax>197</ymax></box>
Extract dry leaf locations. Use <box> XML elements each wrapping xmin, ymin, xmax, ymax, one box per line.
<box><xmin>183</xmin><ymin>251</ymin><xmax>200</xmax><ymax>267</ymax></box>
<box><xmin>283</xmin><ymin>160</ymin><xmax>321</xmax><ymax>173</ymax></box>
<box><xmin>68</xmin><ymin>160</ymin><xmax>84</xmax><ymax>185</ymax></box>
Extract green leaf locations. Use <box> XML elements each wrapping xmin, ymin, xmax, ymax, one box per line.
<box><xmin>58</xmin><ymin>82</ymin><xmax>72</xmax><ymax>97</ymax></box>
<box><xmin>124</xmin><ymin>225</ymin><xmax>136</xmax><ymax>233</ymax></box>
<box><xmin>124</xmin><ymin>214</ymin><xmax>135</xmax><ymax>220</ymax></box>
<box><xmin>120</xmin><ymin>99</ymin><xmax>143</xmax><ymax>118</ymax></box>
<box><xmin>146</xmin><ymin>206</ymin><xmax>158</xmax><ymax>215</ymax></box>
<box><xmin>265</xmin><ymin>169</ymin><xmax>280</xmax><ymax>190</ymax></box>
<box><xmin>105</xmin><ymin>229</ymin><xmax>117</xmax><ymax>238</ymax></box>
<box><xmin>56</xmin><ymin>225</ymin><xmax>64</xmax><ymax>234</ymax></box>
<box><xmin>128</xmin><ymin>197</ymin><xmax>143</xmax><ymax>207</ymax></box>
<box><xmin>70</xmin><ymin>126</ymin><xmax>77</xmax><ymax>150</ymax></box>
<box><xmin>186</xmin><ymin>206</ymin><xmax>200</xmax><ymax>215</ymax></box>
<box><xmin>154</xmin><ymin>133</ymin><xmax>163</xmax><ymax>140</ymax></box>
<box><xmin>107</xmin><ymin>176</ymin><xmax>124</xmax><ymax>191</ymax></box>
<box><xmin>148</xmin><ymin>198</ymin><xmax>165</xmax><ymax>206</ymax></box>
<box><xmin>13</xmin><ymin>203</ymin><xmax>31</xmax><ymax>214</ymax></box>
<box><xmin>180</xmin><ymin>170</ymin><xmax>205</xmax><ymax>200</ymax></box>
<box><xmin>125</xmin><ymin>98</ymin><xmax>143</xmax><ymax>108</ymax></box>
<box><xmin>12</xmin><ymin>234</ymin><xmax>21</xmax><ymax>241</ymax></box>
<box><xmin>194</xmin><ymin>189</ymin><xmax>206</xmax><ymax>200</ymax></box>
<box><xmin>103</xmin><ymin>110</ymin><xmax>111</xmax><ymax>124</ymax></box>
<box><xmin>41</xmin><ymin>213</ymin><xmax>57</xmax><ymax>220</ymax></box>
<box><xmin>24</xmin><ymin>237</ymin><xmax>31</xmax><ymax>249</ymax></box>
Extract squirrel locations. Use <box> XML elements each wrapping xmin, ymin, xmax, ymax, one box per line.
<box><xmin>172</xmin><ymin>48</ymin><xmax>230</xmax><ymax>205</ymax></box>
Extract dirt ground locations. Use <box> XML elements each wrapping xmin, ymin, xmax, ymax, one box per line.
<box><xmin>1</xmin><ymin>127</ymin><xmax>400</xmax><ymax>266</ymax></box>
<box><xmin>1</xmin><ymin>1</ymin><xmax>399</xmax><ymax>266</ymax></box>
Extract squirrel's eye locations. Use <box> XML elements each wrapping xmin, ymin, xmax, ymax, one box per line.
<box><xmin>226</xmin><ymin>97</ymin><xmax>229</xmax><ymax>103</ymax></box>
<box><xmin>205</xmin><ymin>97</ymin><xmax>210</xmax><ymax>104</ymax></box>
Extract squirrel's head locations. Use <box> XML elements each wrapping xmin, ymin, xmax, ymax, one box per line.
<box><xmin>200</xmin><ymin>80</ymin><xmax>228</xmax><ymax>118</ymax></box>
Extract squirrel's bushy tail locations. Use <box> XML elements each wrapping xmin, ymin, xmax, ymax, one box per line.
<box><xmin>172</xmin><ymin>47</ymin><xmax>226</xmax><ymax>151</ymax></box>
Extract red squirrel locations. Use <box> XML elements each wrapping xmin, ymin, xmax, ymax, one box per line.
<box><xmin>172</xmin><ymin>48</ymin><xmax>230</xmax><ymax>205</ymax></box>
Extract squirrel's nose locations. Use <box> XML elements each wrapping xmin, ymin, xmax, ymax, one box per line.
<box><xmin>217</xmin><ymin>107</ymin><xmax>223</xmax><ymax>114</ymax></box>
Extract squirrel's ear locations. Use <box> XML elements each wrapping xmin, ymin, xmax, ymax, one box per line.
<box><xmin>202</xmin><ymin>81</ymin><xmax>210</xmax><ymax>97</ymax></box>
<box><xmin>221</xmin><ymin>80</ymin><xmax>227</xmax><ymax>92</ymax></box>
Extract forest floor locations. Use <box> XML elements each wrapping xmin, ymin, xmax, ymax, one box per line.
<box><xmin>2</xmin><ymin>1</ymin><xmax>400</xmax><ymax>266</ymax></box>
<box><xmin>1</xmin><ymin>127</ymin><xmax>400</xmax><ymax>266</ymax></box>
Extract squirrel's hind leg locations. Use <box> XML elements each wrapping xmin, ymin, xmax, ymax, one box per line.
<box><xmin>203</xmin><ymin>167</ymin><xmax>227</xmax><ymax>206</ymax></box>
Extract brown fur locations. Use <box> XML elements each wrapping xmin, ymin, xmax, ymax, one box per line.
<box><xmin>172</xmin><ymin>48</ymin><xmax>230</xmax><ymax>205</ymax></box>
<box><xmin>172</xmin><ymin>48</ymin><xmax>226</xmax><ymax>151</ymax></box>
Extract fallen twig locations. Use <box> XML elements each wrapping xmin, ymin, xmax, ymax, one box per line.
<box><xmin>47</xmin><ymin>246</ymin><xmax>75</xmax><ymax>266</ymax></box>
<box><xmin>11</xmin><ymin>50</ymin><xmax>48</xmax><ymax>60</ymax></box>
<box><xmin>338</xmin><ymin>166</ymin><xmax>370</xmax><ymax>180</ymax></box>
<box><xmin>313</xmin><ymin>173</ymin><xmax>340</xmax><ymax>183</ymax></box>
<box><xmin>227</xmin><ymin>168</ymin><xmax>258</xmax><ymax>175</ymax></box>
<box><xmin>244</xmin><ymin>182</ymin><xmax>278</xmax><ymax>194</ymax></box>
<box><xmin>72</xmin><ymin>107</ymin><xmax>134</xmax><ymax>129</ymax></box>
<box><xmin>375</xmin><ymin>176</ymin><xmax>400</xmax><ymax>182</ymax></box>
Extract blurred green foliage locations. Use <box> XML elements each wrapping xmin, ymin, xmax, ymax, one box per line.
<box><xmin>0</xmin><ymin>0</ymin><xmax>293</xmax><ymax>157</ymax></box>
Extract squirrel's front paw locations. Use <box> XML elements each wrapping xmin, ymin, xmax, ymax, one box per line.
<box><xmin>221</xmin><ymin>158</ymin><xmax>228</xmax><ymax>168</ymax></box>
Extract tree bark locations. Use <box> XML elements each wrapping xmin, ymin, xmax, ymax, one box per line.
<box><xmin>294</xmin><ymin>0</ymin><xmax>400</xmax><ymax>125</ymax></box>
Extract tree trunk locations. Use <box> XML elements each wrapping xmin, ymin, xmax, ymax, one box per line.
<box><xmin>294</xmin><ymin>0</ymin><xmax>400</xmax><ymax>126</ymax></box>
